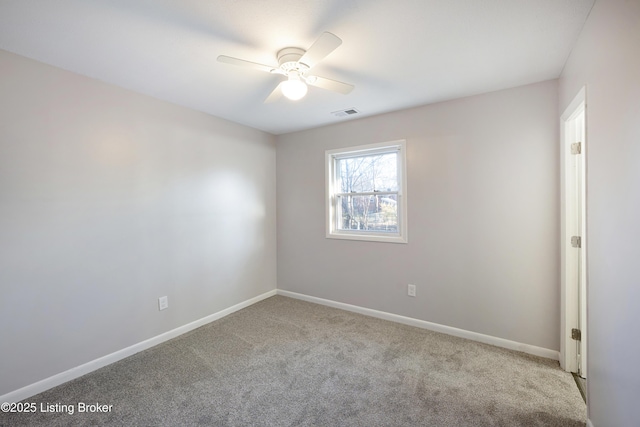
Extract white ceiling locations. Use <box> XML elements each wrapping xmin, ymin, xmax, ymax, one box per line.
<box><xmin>0</xmin><ymin>0</ymin><xmax>594</xmax><ymax>135</ymax></box>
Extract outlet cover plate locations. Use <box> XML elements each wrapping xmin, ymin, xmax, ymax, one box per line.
<box><xmin>158</xmin><ymin>296</ymin><xmax>168</xmax><ymax>310</ymax></box>
<box><xmin>408</xmin><ymin>284</ymin><xmax>416</xmax><ymax>297</ymax></box>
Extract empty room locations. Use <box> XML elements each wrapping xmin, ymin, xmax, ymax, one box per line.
<box><xmin>1</xmin><ymin>1</ymin><xmax>638</xmax><ymax>426</ymax></box>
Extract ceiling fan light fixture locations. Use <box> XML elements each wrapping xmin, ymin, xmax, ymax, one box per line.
<box><xmin>281</xmin><ymin>73</ymin><xmax>308</xmax><ymax>101</ymax></box>
<box><xmin>218</xmin><ymin>32</ymin><xmax>353</xmax><ymax>103</ymax></box>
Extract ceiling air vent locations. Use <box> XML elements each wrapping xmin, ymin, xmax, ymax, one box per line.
<box><xmin>331</xmin><ymin>108</ymin><xmax>360</xmax><ymax>117</ymax></box>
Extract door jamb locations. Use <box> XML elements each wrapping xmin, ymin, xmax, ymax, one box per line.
<box><xmin>560</xmin><ymin>86</ymin><xmax>586</xmax><ymax>373</ymax></box>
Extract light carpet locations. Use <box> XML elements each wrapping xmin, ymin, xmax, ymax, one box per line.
<box><xmin>1</xmin><ymin>295</ymin><xmax>586</xmax><ymax>426</ymax></box>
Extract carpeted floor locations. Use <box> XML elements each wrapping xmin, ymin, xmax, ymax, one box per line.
<box><xmin>1</xmin><ymin>295</ymin><xmax>586</xmax><ymax>426</ymax></box>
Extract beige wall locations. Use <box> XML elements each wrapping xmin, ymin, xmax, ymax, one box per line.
<box><xmin>277</xmin><ymin>80</ymin><xmax>560</xmax><ymax>351</ymax></box>
<box><xmin>0</xmin><ymin>50</ymin><xmax>277</xmax><ymax>396</ymax></box>
<box><xmin>559</xmin><ymin>0</ymin><xmax>640</xmax><ymax>426</ymax></box>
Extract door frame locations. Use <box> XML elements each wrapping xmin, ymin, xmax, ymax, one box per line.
<box><xmin>560</xmin><ymin>86</ymin><xmax>587</xmax><ymax>375</ymax></box>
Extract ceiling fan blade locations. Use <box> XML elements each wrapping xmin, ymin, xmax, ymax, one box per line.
<box><xmin>306</xmin><ymin>75</ymin><xmax>354</xmax><ymax>94</ymax></box>
<box><xmin>264</xmin><ymin>82</ymin><xmax>284</xmax><ymax>103</ymax></box>
<box><xmin>217</xmin><ymin>55</ymin><xmax>277</xmax><ymax>73</ymax></box>
<box><xmin>299</xmin><ymin>32</ymin><xmax>342</xmax><ymax>69</ymax></box>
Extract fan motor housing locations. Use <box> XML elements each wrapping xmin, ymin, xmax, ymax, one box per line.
<box><xmin>277</xmin><ymin>47</ymin><xmax>309</xmax><ymax>72</ymax></box>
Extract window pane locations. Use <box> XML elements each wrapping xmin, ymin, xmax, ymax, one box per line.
<box><xmin>338</xmin><ymin>152</ymin><xmax>398</xmax><ymax>193</ymax></box>
<box><xmin>337</xmin><ymin>194</ymin><xmax>398</xmax><ymax>233</ymax></box>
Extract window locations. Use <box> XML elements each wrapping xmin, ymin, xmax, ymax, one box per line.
<box><xmin>326</xmin><ymin>140</ymin><xmax>407</xmax><ymax>243</ymax></box>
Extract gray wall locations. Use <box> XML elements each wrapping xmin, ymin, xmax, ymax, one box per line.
<box><xmin>0</xmin><ymin>50</ymin><xmax>277</xmax><ymax>395</ymax></box>
<box><xmin>277</xmin><ymin>80</ymin><xmax>560</xmax><ymax>351</ymax></box>
<box><xmin>559</xmin><ymin>0</ymin><xmax>640</xmax><ymax>425</ymax></box>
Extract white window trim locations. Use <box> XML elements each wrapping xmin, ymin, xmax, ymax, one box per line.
<box><xmin>325</xmin><ymin>140</ymin><xmax>408</xmax><ymax>244</ymax></box>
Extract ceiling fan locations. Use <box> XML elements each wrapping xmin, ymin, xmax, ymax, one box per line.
<box><xmin>217</xmin><ymin>32</ymin><xmax>354</xmax><ymax>102</ymax></box>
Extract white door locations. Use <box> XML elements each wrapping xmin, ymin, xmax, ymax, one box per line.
<box><xmin>561</xmin><ymin>88</ymin><xmax>587</xmax><ymax>378</ymax></box>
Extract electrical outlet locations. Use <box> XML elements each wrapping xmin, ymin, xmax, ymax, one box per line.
<box><xmin>158</xmin><ymin>296</ymin><xmax>168</xmax><ymax>311</ymax></box>
<box><xmin>408</xmin><ymin>284</ymin><xmax>416</xmax><ymax>297</ymax></box>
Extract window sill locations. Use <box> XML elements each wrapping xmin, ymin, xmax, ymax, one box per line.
<box><xmin>326</xmin><ymin>232</ymin><xmax>407</xmax><ymax>244</ymax></box>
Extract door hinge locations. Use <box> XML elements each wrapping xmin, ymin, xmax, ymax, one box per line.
<box><xmin>571</xmin><ymin>236</ymin><xmax>582</xmax><ymax>248</ymax></box>
<box><xmin>571</xmin><ymin>142</ymin><xmax>582</xmax><ymax>155</ymax></box>
<box><xmin>571</xmin><ymin>328</ymin><xmax>582</xmax><ymax>341</ymax></box>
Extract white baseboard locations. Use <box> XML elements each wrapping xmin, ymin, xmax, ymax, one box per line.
<box><xmin>3</xmin><ymin>288</ymin><xmax>559</xmax><ymax>404</ymax></box>
<box><xmin>587</xmin><ymin>419</ymin><xmax>594</xmax><ymax>427</ymax></box>
<box><xmin>277</xmin><ymin>290</ymin><xmax>560</xmax><ymax>361</ymax></box>
<box><xmin>1</xmin><ymin>289</ymin><xmax>277</xmax><ymax>404</ymax></box>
